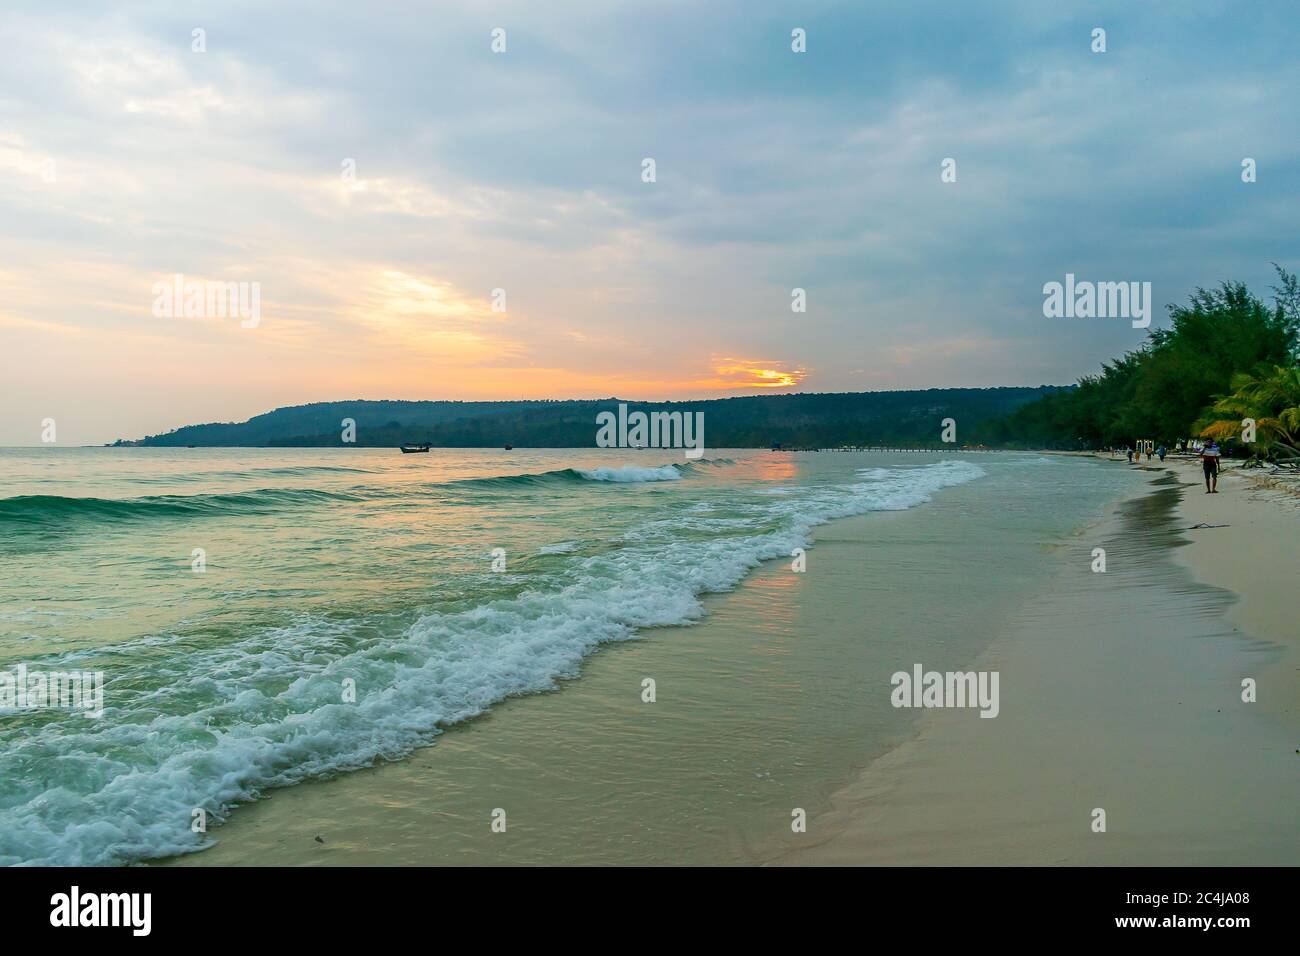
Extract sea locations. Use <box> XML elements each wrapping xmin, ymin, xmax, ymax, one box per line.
<box><xmin>0</xmin><ymin>447</ymin><xmax>1144</xmax><ymax>865</ymax></box>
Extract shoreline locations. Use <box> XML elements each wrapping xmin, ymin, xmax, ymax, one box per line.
<box><xmin>166</xmin><ymin>454</ymin><xmax>1079</xmax><ymax>866</ymax></box>
<box><xmin>158</xmin><ymin>453</ymin><xmax>1298</xmax><ymax>866</ymax></box>
<box><xmin>167</xmin><ymin>506</ymin><xmax>934</xmax><ymax>866</ymax></box>
<box><xmin>778</xmin><ymin>461</ymin><xmax>1300</xmax><ymax>865</ymax></box>
<box><xmin>1163</xmin><ymin>462</ymin><xmax>1300</xmax><ymax>722</ymax></box>
<box><xmin>1064</xmin><ymin>452</ymin><xmax>1297</xmax><ymax>720</ymax></box>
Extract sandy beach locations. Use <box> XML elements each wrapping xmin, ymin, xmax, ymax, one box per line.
<box><xmin>779</xmin><ymin>458</ymin><xmax>1300</xmax><ymax>865</ymax></box>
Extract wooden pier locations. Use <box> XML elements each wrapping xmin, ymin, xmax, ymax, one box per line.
<box><xmin>773</xmin><ymin>445</ymin><xmax>996</xmax><ymax>453</ymax></box>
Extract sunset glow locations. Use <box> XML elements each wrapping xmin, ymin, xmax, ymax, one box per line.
<box><xmin>709</xmin><ymin>360</ymin><xmax>809</xmax><ymax>389</ymax></box>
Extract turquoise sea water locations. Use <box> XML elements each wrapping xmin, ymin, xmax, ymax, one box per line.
<box><xmin>0</xmin><ymin>447</ymin><xmax>1141</xmax><ymax>865</ymax></box>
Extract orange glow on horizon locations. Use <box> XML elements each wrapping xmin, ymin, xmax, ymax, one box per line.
<box><xmin>707</xmin><ymin>358</ymin><xmax>808</xmax><ymax>390</ymax></box>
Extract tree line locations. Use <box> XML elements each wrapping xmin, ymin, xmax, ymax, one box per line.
<box><xmin>986</xmin><ymin>266</ymin><xmax>1300</xmax><ymax>458</ymax></box>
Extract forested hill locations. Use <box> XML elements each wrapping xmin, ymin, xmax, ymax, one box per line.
<box><xmin>126</xmin><ymin>388</ymin><xmax>1064</xmax><ymax>448</ymax></box>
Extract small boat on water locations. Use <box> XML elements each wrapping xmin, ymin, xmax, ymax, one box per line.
<box><xmin>399</xmin><ymin>442</ymin><xmax>431</xmax><ymax>454</ymax></box>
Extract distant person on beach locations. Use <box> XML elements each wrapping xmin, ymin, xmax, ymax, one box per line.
<box><xmin>1200</xmin><ymin>440</ymin><xmax>1221</xmax><ymax>493</ymax></box>
<box><xmin>1157</xmin><ymin>445</ymin><xmax>1166</xmax><ymax>462</ymax></box>
<box><xmin>1126</xmin><ymin>447</ymin><xmax>1134</xmax><ymax>463</ymax></box>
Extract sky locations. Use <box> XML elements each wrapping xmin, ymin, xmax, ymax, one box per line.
<box><xmin>2</xmin><ymin>0</ymin><xmax>1297</xmax><ymax>445</ymax></box>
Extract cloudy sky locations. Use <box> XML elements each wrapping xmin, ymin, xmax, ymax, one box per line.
<box><xmin>2</xmin><ymin>0</ymin><xmax>1297</xmax><ymax>445</ymax></box>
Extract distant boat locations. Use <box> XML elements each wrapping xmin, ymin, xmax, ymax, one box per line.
<box><xmin>504</xmin><ymin>444</ymin><xmax>513</xmax><ymax>450</ymax></box>
<box><xmin>399</xmin><ymin>443</ymin><xmax>431</xmax><ymax>454</ymax></box>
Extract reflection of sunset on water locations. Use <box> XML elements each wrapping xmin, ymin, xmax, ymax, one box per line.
<box><xmin>750</xmin><ymin>455</ymin><xmax>801</xmax><ymax>483</ymax></box>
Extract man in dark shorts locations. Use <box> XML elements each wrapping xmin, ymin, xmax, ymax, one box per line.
<box><xmin>1200</xmin><ymin>440</ymin><xmax>1221</xmax><ymax>493</ymax></box>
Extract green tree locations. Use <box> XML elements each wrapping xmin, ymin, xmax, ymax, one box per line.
<box><xmin>1197</xmin><ymin>364</ymin><xmax>1300</xmax><ymax>460</ymax></box>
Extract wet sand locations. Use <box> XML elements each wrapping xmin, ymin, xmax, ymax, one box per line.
<box><xmin>779</xmin><ymin>465</ymin><xmax>1299</xmax><ymax>865</ymax></box>
<box><xmin>1171</xmin><ymin>463</ymin><xmax>1300</xmax><ymax>720</ymax></box>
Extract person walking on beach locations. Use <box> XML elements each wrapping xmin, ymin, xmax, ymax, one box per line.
<box><xmin>1200</xmin><ymin>439</ymin><xmax>1221</xmax><ymax>493</ymax></box>
<box><xmin>1157</xmin><ymin>445</ymin><xmax>1166</xmax><ymax>462</ymax></box>
<box><xmin>1126</xmin><ymin>447</ymin><xmax>1134</xmax><ymax>463</ymax></box>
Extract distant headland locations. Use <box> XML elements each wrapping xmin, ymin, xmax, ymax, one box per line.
<box><xmin>114</xmin><ymin>388</ymin><xmax>1065</xmax><ymax>450</ymax></box>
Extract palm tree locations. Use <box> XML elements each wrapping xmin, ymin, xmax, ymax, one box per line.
<box><xmin>1197</xmin><ymin>364</ymin><xmax>1300</xmax><ymax>461</ymax></box>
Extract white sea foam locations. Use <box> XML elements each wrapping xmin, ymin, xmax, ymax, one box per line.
<box><xmin>0</xmin><ymin>458</ymin><xmax>983</xmax><ymax>866</ymax></box>
<box><xmin>536</xmin><ymin>541</ymin><xmax>579</xmax><ymax>554</ymax></box>
<box><xmin>574</xmin><ymin>465</ymin><xmax>682</xmax><ymax>482</ymax></box>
